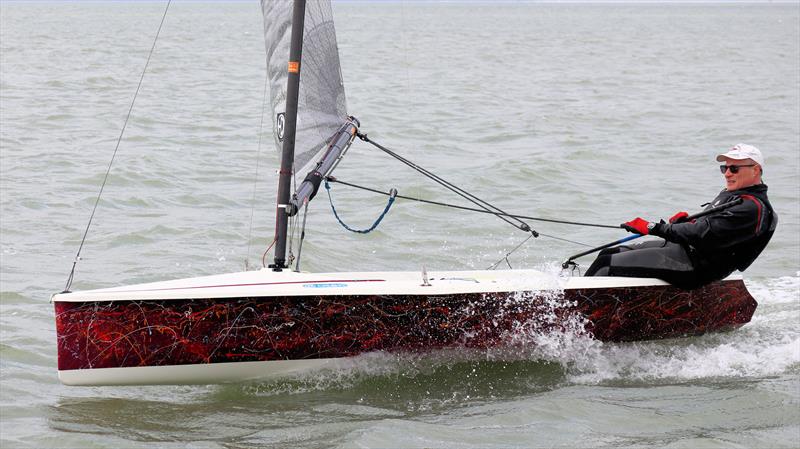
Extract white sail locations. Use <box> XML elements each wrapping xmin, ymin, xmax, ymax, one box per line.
<box><xmin>261</xmin><ymin>0</ymin><xmax>348</xmax><ymax>176</ymax></box>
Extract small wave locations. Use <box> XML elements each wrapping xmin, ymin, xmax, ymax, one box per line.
<box><xmin>566</xmin><ymin>332</ymin><xmax>800</xmax><ymax>385</ymax></box>
<box><xmin>1</xmin><ymin>245</ymin><xmax>19</xmax><ymax>256</ymax></box>
<box><xmin>0</xmin><ymin>291</ymin><xmax>29</xmax><ymax>305</ymax></box>
<box><xmin>232</xmin><ymin>350</ymin><xmax>567</xmax><ymax>413</ymax></box>
<box><xmin>746</xmin><ymin>274</ymin><xmax>800</xmax><ymax>305</ymax></box>
<box><xmin>564</xmin><ymin>275</ymin><xmax>800</xmax><ymax>385</ymax></box>
<box><xmin>44</xmin><ymin>113</ymin><xmax>73</xmax><ymax>121</ymax></box>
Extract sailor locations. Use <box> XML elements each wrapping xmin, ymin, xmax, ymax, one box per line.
<box><xmin>585</xmin><ymin>143</ymin><xmax>777</xmax><ymax>289</ymax></box>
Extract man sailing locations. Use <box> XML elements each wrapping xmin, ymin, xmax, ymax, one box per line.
<box><xmin>585</xmin><ymin>144</ymin><xmax>777</xmax><ymax>289</ymax></box>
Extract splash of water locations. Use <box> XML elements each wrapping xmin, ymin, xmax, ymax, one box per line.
<box><xmin>564</xmin><ymin>275</ymin><xmax>800</xmax><ymax>384</ymax></box>
<box><xmin>240</xmin><ymin>273</ymin><xmax>799</xmax><ymax>396</ymax></box>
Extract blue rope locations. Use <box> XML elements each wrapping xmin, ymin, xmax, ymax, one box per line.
<box><xmin>325</xmin><ymin>180</ymin><xmax>396</xmax><ymax>234</ymax></box>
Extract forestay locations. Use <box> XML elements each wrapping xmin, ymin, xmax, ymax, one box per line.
<box><xmin>261</xmin><ymin>0</ymin><xmax>348</xmax><ymax>177</ymax></box>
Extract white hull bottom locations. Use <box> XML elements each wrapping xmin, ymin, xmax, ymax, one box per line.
<box><xmin>58</xmin><ymin>358</ymin><xmax>341</xmax><ymax>386</ymax></box>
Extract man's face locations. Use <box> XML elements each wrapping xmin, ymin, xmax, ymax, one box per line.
<box><xmin>720</xmin><ymin>157</ymin><xmax>761</xmax><ymax>191</ymax></box>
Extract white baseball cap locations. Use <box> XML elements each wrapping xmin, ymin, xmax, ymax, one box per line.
<box><xmin>716</xmin><ymin>143</ymin><xmax>765</xmax><ymax>167</ymax></box>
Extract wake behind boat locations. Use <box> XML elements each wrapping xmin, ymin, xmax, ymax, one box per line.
<box><xmin>52</xmin><ymin>0</ymin><xmax>759</xmax><ymax>386</ymax></box>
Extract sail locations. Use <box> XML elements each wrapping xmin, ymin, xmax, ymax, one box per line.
<box><xmin>261</xmin><ymin>0</ymin><xmax>348</xmax><ymax>177</ymax></box>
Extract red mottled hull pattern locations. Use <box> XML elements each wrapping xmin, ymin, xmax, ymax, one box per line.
<box><xmin>54</xmin><ymin>280</ymin><xmax>757</xmax><ymax>371</ymax></box>
<box><xmin>569</xmin><ymin>281</ymin><xmax>757</xmax><ymax>342</ymax></box>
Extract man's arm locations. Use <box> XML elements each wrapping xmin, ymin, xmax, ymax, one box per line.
<box><xmin>651</xmin><ymin>199</ymin><xmax>761</xmax><ymax>251</ymax></box>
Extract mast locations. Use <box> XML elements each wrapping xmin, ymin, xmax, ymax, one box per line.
<box><xmin>272</xmin><ymin>0</ymin><xmax>306</xmax><ymax>271</ymax></box>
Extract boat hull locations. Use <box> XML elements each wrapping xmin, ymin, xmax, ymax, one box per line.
<box><xmin>53</xmin><ymin>271</ymin><xmax>757</xmax><ymax>385</ymax></box>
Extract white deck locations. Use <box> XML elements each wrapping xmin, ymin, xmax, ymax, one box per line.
<box><xmin>52</xmin><ymin>268</ymin><xmax>675</xmax><ymax>303</ymax></box>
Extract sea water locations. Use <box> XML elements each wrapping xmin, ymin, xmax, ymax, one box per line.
<box><xmin>1</xmin><ymin>1</ymin><xmax>798</xmax><ymax>448</ymax></box>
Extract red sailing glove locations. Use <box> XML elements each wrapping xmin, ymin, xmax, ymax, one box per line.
<box><xmin>669</xmin><ymin>211</ymin><xmax>689</xmax><ymax>223</ymax></box>
<box><xmin>621</xmin><ymin>217</ymin><xmax>651</xmax><ymax>235</ymax></box>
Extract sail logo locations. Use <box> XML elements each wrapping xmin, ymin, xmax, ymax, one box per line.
<box><xmin>276</xmin><ymin>112</ymin><xmax>285</xmax><ymax>141</ymax></box>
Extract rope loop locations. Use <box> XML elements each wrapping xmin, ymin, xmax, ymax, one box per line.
<box><xmin>325</xmin><ymin>180</ymin><xmax>396</xmax><ymax>234</ymax></box>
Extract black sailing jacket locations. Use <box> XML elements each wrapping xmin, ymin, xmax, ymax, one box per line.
<box><xmin>650</xmin><ymin>184</ymin><xmax>777</xmax><ymax>284</ymax></box>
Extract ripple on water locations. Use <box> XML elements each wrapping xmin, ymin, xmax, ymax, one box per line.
<box><xmin>1</xmin><ymin>2</ymin><xmax>799</xmax><ymax>448</ymax></box>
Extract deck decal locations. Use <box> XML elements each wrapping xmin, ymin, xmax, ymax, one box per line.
<box><xmin>302</xmin><ymin>283</ymin><xmax>348</xmax><ymax>288</ymax></box>
<box><xmin>109</xmin><ymin>279</ymin><xmax>385</xmax><ymax>293</ymax></box>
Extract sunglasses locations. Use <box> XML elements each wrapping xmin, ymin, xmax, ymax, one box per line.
<box><xmin>719</xmin><ymin>164</ymin><xmax>755</xmax><ymax>174</ymax></box>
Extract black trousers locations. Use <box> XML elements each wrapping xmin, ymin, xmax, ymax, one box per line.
<box><xmin>585</xmin><ymin>240</ymin><xmax>703</xmax><ymax>289</ymax></box>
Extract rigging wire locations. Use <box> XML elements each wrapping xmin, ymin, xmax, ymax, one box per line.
<box><xmin>326</xmin><ymin>177</ymin><xmax>595</xmax><ymax>250</ymax></box>
<box><xmin>287</xmin><ymin>202</ymin><xmax>298</xmax><ymax>268</ymax></box>
<box><xmin>357</xmin><ymin>133</ymin><xmax>538</xmax><ymax>235</ymax></box>
<box><xmin>261</xmin><ymin>237</ymin><xmax>277</xmax><ymax>269</ymax></box>
<box><xmin>535</xmin><ymin>232</ymin><xmax>594</xmax><ymax>248</ymax></box>
<box><xmin>487</xmin><ymin>233</ymin><xmax>535</xmax><ymax>270</ymax></box>
<box><xmin>325</xmin><ymin>177</ymin><xmax>619</xmax><ymax>230</ymax></box>
<box><xmin>294</xmin><ymin>201</ymin><xmax>310</xmax><ymax>272</ymax></box>
<box><xmin>286</xmin><ymin>166</ymin><xmax>300</xmax><ymax>267</ymax></box>
<box><xmin>62</xmin><ymin>0</ymin><xmax>173</xmax><ymax>293</ymax></box>
<box><xmin>485</xmin><ymin>231</ymin><xmax>593</xmax><ymax>270</ymax></box>
<box><xmin>327</xmin><ymin>133</ymin><xmax>610</xmax><ymax>263</ymax></box>
<box><xmin>246</xmin><ymin>55</ymin><xmax>271</xmax><ymax>271</ymax></box>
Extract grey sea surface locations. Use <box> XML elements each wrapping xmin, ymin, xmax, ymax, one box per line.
<box><xmin>1</xmin><ymin>1</ymin><xmax>799</xmax><ymax>448</ymax></box>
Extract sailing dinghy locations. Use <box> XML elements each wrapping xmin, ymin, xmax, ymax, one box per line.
<box><xmin>52</xmin><ymin>0</ymin><xmax>757</xmax><ymax>386</ymax></box>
